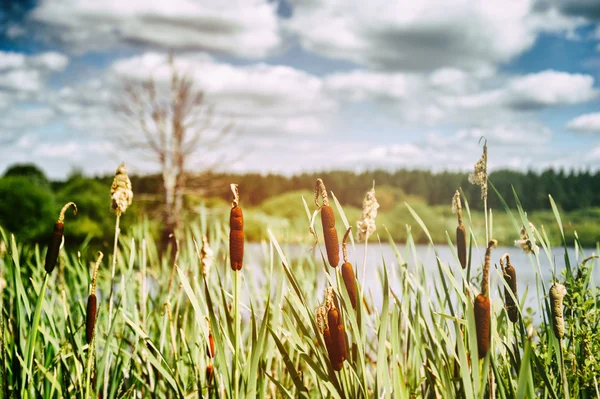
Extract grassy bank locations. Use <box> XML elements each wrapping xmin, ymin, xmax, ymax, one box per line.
<box><xmin>0</xmin><ymin>180</ymin><xmax>599</xmax><ymax>397</ymax></box>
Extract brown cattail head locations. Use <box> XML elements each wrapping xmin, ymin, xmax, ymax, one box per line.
<box><xmin>205</xmin><ymin>364</ymin><xmax>214</xmax><ymax>385</ymax></box>
<box><xmin>207</xmin><ymin>331</ymin><xmax>215</xmax><ymax>358</ymax></box>
<box><xmin>324</xmin><ymin>308</ymin><xmax>347</xmax><ymax>370</ymax></box>
<box><xmin>45</xmin><ymin>202</ymin><xmax>77</xmax><ymax>274</ymax></box>
<box><xmin>229</xmin><ymin>184</ymin><xmax>244</xmax><ymax>271</ymax></box>
<box><xmin>315</xmin><ymin>179</ymin><xmax>339</xmax><ymax>267</ymax></box>
<box><xmin>341</xmin><ymin>227</ymin><xmax>357</xmax><ymax>308</ymax></box>
<box><xmin>474</xmin><ymin>294</ymin><xmax>491</xmax><ymax>359</ymax></box>
<box><xmin>341</xmin><ymin>263</ymin><xmax>356</xmax><ymax>309</ymax></box>
<box><xmin>549</xmin><ymin>282</ymin><xmax>566</xmax><ymax>339</ymax></box>
<box><xmin>456</xmin><ymin>225</ymin><xmax>467</xmax><ymax>269</ymax></box>
<box><xmin>321</xmin><ymin>205</ymin><xmax>339</xmax><ymax>267</ymax></box>
<box><xmin>501</xmin><ymin>254</ymin><xmax>519</xmax><ymax>323</ymax></box>
<box><xmin>86</xmin><ymin>293</ymin><xmax>97</xmax><ymax>345</ymax></box>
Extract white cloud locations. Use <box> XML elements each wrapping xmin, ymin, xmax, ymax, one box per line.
<box><xmin>29</xmin><ymin>0</ymin><xmax>281</xmax><ymax>57</ymax></box>
<box><xmin>108</xmin><ymin>52</ymin><xmax>337</xmax><ymax>135</ymax></box>
<box><xmin>566</xmin><ymin>112</ymin><xmax>600</xmax><ymax>133</ymax></box>
<box><xmin>503</xmin><ymin>70</ymin><xmax>598</xmax><ymax>109</ymax></box>
<box><xmin>286</xmin><ymin>0</ymin><xmax>583</xmax><ymax>72</ymax></box>
<box><xmin>323</xmin><ymin>69</ymin><xmax>597</xmax><ymax>127</ymax></box>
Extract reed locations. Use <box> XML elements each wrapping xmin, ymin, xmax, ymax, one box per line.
<box><xmin>229</xmin><ymin>184</ymin><xmax>244</xmax><ymax>271</ymax></box>
<box><xmin>452</xmin><ymin>190</ymin><xmax>467</xmax><ymax>269</ymax></box>
<box><xmin>474</xmin><ymin>239</ymin><xmax>497</xmax><ymax>359</ymax></box>
<box><xmin>86</xmin><ymin>252</ymin><xmax>103</xmax><ymax>345</ymax></box>
<box><xmin>315</xmin><ymin>178</ymin><xmax>339</xmax><ymax>267</ymax></box>
<box><xmin>341</xmin><ymin>227</ymin><xmax>357</xmax><ymax>309</ymax></box>
<box><xmin>44</xmin><ymin>202</ymin><xmax>77</xmax><ymax>274</ymax></box>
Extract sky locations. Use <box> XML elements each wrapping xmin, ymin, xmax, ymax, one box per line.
<box><xmin>1</xmin><ymin>0</ymin><xmax>600</xmax><ymax>180</ymax></box>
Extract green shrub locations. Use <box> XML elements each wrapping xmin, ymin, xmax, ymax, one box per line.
<box><xmin>0</xmin><ymin>176</ymin><xmax>56</xmax><ymax>241</ymax></box>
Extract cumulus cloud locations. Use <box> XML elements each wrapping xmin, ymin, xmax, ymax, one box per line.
<box><xmin>28</xmin><ymin>0</ymin><xmax>281</xmax><ymax>57</ymax></box>
<box><xmin>105</xmin><ymin>52</ymin><xmax>338</xmax><ymax>135</ymax></box>
<box><xmin>503</xmin><ymin>70</ymin><xmax>598</xmax><ymax>109</ymax></box>
<box><xmin>0</xmin><ymin>51</ymin><xmax>69</xmax><ymax>95</ymax></box>
<box><xmin>566</xmin><ymin>112</ymin><xmax>600</xmax><ymax>133</ymax></box>
<box><xmin>286</xmin><ymin>0</ymin><xmax>583</xmax><ymax>72</ymax></box>
<box><xmin>323</xmin><ymin>68</ymin><xmax>597</xmax><ymax>126</ymax></box>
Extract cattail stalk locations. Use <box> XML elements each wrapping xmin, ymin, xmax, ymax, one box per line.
<box><xmin>107</xmin><ymin>163</ymin><xmax>133</xmax><ymax>334</ymax></box>
<box><xmin>315</xmin><ymin>179</ymin><xmax>339</xmax><ymax>267</ymax></box>
<box><xmin>341</xmin><ymin>227</ymin><xmax>357</xmax><ymax>309</ymax></box>
<box><xmin>453</xmin><ymin>191</ymin><xmax>467</xmax><ymax>269</ymax></box>
<box><xmin>500</xmin><ymin>254</ymin><xmax>519</xmax><ymax>322</ymax></box>
<box><xmin>474</xmin><ymin>240</ymin><xmax>497</xmax><ymax>359</ymax></box>
<box><xmin>45</xmin><ymin>202</ymin><xmax>77</xmax><ymax>274</ymax></box>
<box><xmin>228</xmin><ymin>183</ymin><xmax>242</xmax><ymax>399</ymax></box>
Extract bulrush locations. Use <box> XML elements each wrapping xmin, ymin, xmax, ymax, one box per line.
<box><xmin>206</xmin><ymin>319</ymin><xmax>216</xmax><ymax>358</ymax></box>
<box><xmin>45</xmin><ymin>202</ymin><xmax>77</xmax><ymax>274</ymax></box>
<box><xmin>315</xmin><ymin>178</ymin><xmax>339</xmax><ymax>267</ymax></box>
<box><xmin>500</xmin><ymin>253</ymin><xmax>519</xmax><ymax>323</ymax></box>
<box><xmin>317</xmin><ymin>288</ymin><xmax>347</xmax><ymax>371</ymax></box>
<box><xmin>474</xmin><ymin>239</ymin><xmax>497</xmax><ymax>359</ymax></box>
<box><xmin>86</xmin><ymin>252</ymin><xmax>103</xmax><ymax>344</ymax></box>
<box><xmin>550</xmin><ymin>282</ymin><xmax>566</xmax><ymax>339</ymax></box>
<box><xmin>452</xmin><ymin>191</ymin><xmax>467</xmax><ymax>269</ymax></box>
<box><xmin>341</xmin><ymin>227</ymin><xmax>357</xmax><ymax>309</ymax></box>
<box><xmin>229</xmin><ymin>184</ymin><xmax>244</xmax><ymax>271</ymax></box>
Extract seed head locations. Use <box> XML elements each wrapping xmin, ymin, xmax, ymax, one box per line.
<box><xmin>200</xmin><ymin>235</ymin><xmax>213</xmax><ymax>277</ymax></box>
<box><xmin>356</xmin><ymin>184</ymin><xmax>379</xmax><ymax>242</ymax></box>
<box><xmin>515</xmin><ymin>222</ymin><xmax>538</xmax><ymax>254</ymax></box>
<box><xmin>452</xmin><ymin>190</ymin><xmax>463</xmax><ymax>226</ymax></box>
<box><xmin>469</xmin><ymin>140</ymin><xmax>488</xmax><ymax>201</ymax></box>
<box><xmin>550</xmin><ymin>282</ymin><xmax>566</xmax><ymax>339</ymax></box>
<box><xmin>111</xmin><ymin>162</ymin><xmax>133</xmax><ymax>215</ymax></box>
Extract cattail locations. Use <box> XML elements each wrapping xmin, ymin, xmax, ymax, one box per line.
<box><xmin>206</xmin><ymin>319</ymin><xmax>216</xmax><ymax>358</ymax></box>
<box><xmin>317</xmin><ymin>289</ymin><xmax>347</xmax><ymax>371</ymax></box>
<box><xmin>474</xmin><ymin>239</ymin><xmax>497</xmax><ymax>359</ymax></box>
<box><xmin>207</xmin><ymin>332</ymin><xmax>215</xmax><ymax>358</ymax></box>
<box><xmin>86</xmin><ymin>252</ymin><xmax>103</xmax><ymax>345</ymax></box>
<box><xmin>229</xmin><ymin>184</ymin><xmax>244</xmax><ymax>271</ymax></box>
<box><xmin>323</xmin><ymin>308</ymin><xmax>347</xmax><ymax>371</ymax></box>
<box><xmin>500</xmin><ymin>253</ymin><xmax>519</xmax><ymax>323</ymax></box>
<box><xmin>45</xmin><ymin>202</ymin><xmax>77</xmax><ymax>274</ymax></box>
<box><xmin>469</xmin><ymin>139</ymin><xmax>488</xmax><ymax>202</ymax></box>
<box><xmin>205</xmin><ymin>364</ymin><xmax>214</xmax><ymax>385</ymax></box>
<box><xmin>549</xmin><ymin>282</ymin><xmax>566</xmax><ymax>339</ymax></box>
<box><xmin>452</xmin><ymin>191</ymin><xmax>467</xmax><ymax>269</ymax></box>
<box><xmin>474</xmin><ymin>294</ymin><xmax>491</xmax><ymax>359</ymax></box>
<box><xmin>86</xmin><ymin>294</ymin><xmax>97</xmax><ymax>345</ymax></box>
<box><xmin>315</xmin><ymin>179</ymin><xmax>339</xmax><ymax>267</ymax></box>
<box><xmin>110</xmin><ymin>162</ymin><xmax>133</xmax><ymax>215</ymax></box>
<box><xmin>341</xmin><ymin>227</ymin><xmax>357</xmax><ymax>309</ymax></box>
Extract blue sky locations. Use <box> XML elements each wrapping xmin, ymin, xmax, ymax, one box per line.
<box><xmin>1</xmin><ymin>0</ymin><xmax>600</xmax><ymax>179</ymax></box>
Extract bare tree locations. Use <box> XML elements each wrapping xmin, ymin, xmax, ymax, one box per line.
<box><xmin>116</xmin><ymin>57</ymin><xmax>235</xmax><ymax>249</ymax></box>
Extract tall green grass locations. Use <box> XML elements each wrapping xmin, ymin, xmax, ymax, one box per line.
<box><xmin>0</xmin><ymin>187</ymin><xmax>598</xmax><ymax>398</ymax></box>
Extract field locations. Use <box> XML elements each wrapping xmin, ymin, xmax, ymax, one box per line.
<box><xmin>0</xmin><ymin>174</ymin><xmax>599</xmax><ymax>398</ymax></box>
